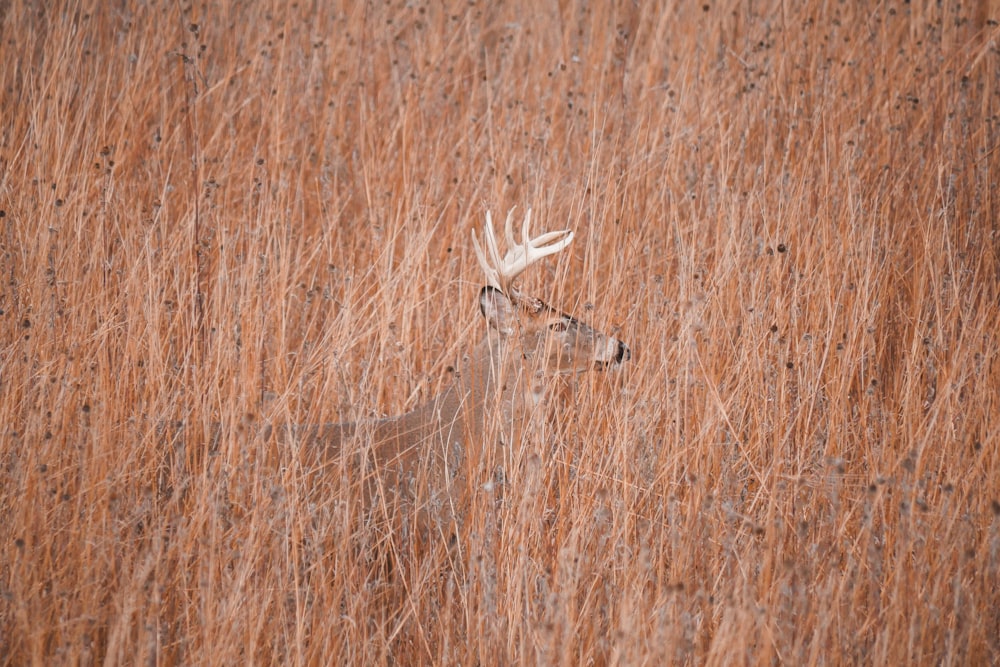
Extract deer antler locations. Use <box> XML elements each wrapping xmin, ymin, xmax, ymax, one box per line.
<box><xmin>472</xmin><ymin>207</ymin><xmax>574</xmax><ymax>293</ymax></box>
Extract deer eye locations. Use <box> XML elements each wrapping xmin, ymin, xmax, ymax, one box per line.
<box><xmin>549</xmin><ymin>320</ymin><xmax>569</xmax><ymax>332</ymax></box>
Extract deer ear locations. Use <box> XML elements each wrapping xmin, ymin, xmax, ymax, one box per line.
<box><xmin>480</xmin><ymin>286</ymin><xmax>516</xmax><ymax>335</ymax></box>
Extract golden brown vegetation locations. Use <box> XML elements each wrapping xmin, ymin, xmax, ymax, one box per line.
<box><xmin>2</xmin><ymin>1</ymin><xmax>999</xmax><ymax>664</ymax></box>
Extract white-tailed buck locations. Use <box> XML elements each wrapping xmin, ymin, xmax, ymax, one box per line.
<box><xmin>265</xmin><ymin>209</ymin><xmax>629</xmax><ymax>531</ymax></box>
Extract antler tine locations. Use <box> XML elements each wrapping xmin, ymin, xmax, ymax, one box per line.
<box><xmin>484</xmin><ymin>210</ymin><xmax>505</xmax><ymax>275</ymax></box>
<box><xmin>472</xmin><ymin>207</ymin><xmax>574</xmax><ymax>293</ymax></box>
<box><xmin>504</xmin><ymin>207</ymin><xmax>519</xmax><ymax>255</ymax></box>
<box><xmin>472</xmin><ymin>210</ymin><xmax>502</xmax><ymax>289</ymax></box>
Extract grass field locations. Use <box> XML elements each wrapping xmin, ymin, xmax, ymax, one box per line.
<box><xmin>2</xmin><ymin>1</ymin><xmax>999</xmax><ymax>664</ymax></box>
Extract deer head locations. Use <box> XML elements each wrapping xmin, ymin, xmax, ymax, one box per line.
<box><xmin>473</xmin><ymin>208</ymin><xmax>630</xmax><ymax>374</ymax></box>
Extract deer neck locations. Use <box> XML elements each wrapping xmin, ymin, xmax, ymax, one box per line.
<box><xmin>403</xmin><ymin>327</ymin><xmax>539</xmax><ymax>450</ymax></box>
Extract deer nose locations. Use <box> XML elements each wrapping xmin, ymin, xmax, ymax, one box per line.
<box><xmin>614</xmin><ymin>341</ymin><xmax>631</xmax><ymax>364</ymax></box>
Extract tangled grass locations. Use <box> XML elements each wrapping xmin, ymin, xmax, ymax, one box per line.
<box><xmin>2</xmin><ymin>1</ymin><xmax>998</xmax><ymax>664</ymax></box>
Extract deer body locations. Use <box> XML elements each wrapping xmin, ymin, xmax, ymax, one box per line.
<box><xmin>273</xmin><ymin>285</ymin><xmax>628</xmax><ymax>529</ymax></box>
<box><xmin>247</xmin><ymin>209</ymin><xmax>629</xmax><ymax>533</ymax></box>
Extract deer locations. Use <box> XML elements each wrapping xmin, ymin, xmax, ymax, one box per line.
<box><xmin>244</xmin><ymin>208</ymin><xmax>630</xmax><ymax>536</ymax></box>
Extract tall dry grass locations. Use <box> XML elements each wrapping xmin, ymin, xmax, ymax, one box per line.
<box><xmin>2</xmin><ymin>0</ymin><xmax>999</xmax><ymax>664</ymax></box>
